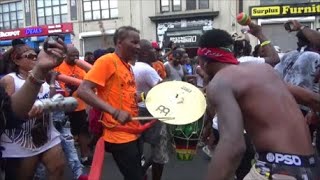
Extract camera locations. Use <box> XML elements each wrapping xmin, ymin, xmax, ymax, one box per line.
<box><xmin>284</xmin><ymin>22</ymin><xmax>294</xmax><ymax>32</ymax></box>
<box><xmin>43</xmin><ymin>34</ymin><xmax>64</xmax><ymax>52</ymax></box>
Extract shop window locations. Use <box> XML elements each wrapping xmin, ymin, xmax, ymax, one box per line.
<box><xmin>83</xmin><ymin>0</ymin><xmax>118</xmax><ymax>21</ymax></box>
<box><xmin>186</xmin><ymin>0</ymin><xmax>209</xmax><ymax>10</ymax></box>
<box><xmin>161</xmin><ymin>0</ymin><xmax>170</xmax><ymax>12</ymax></box>
<box><xmin>199</xmin><ymin>0</ymin><xmax>209</xmax><ymax>9</ymax></box>
<box><xmin>260</xmin><ymin>0</ymin><xmax>309</xmax><ymax>5</ymax></box>
<box><xmin>0</xmin><ymin>1</ymin><xmax>23</xmax><ymax>30</ymax></box>
<box><xmin>36</xmin><ymin>0</ymin><xmax>68</xmax><ymax>26</ymax></box>
<box><xmin>186</xmin><ymin>0</ymin><xmax>196</xmax><ymax>10</ymax></box>
<box><xmin>172</xmin><ymin>0</ymin><xmax>181</xmax><ymax>11</ymax></box>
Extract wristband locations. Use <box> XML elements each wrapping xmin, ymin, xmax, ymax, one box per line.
<box><xmin>49</xmin><ymin>84</ymin><xmax>56</xmax><ymax>88</ymax></box>
<box><xmin>28</xmin><ymin>70</ymin><xmax>45</xmax><ymax>86</ymax></box>
<box><xmin>260</xmin><ymin>40</ymin><xmax>271</xmax><ymax>47</ymax></box>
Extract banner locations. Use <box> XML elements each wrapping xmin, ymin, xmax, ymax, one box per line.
<box><xmin>0</xmin><ymin>23</ymin><xmax>73</xmax><ymax>40</ymax></box>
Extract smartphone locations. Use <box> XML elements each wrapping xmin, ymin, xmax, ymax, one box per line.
<box><xmin>44</xmin><ymin>34</ymin><xmax>64</xmax><ymax>51</ymax></box>
<box><xmin>48</xmin><ymin>35</ymin><xmax>60</xmax><ymax>44</ymax></box>
<box><xmin>284</xmin><ymin>22</ymin><xmax>293</xmax><ymax>32</ymax></box>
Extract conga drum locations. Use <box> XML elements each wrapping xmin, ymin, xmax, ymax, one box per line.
<box><xmin>171</xmin><ymin>117</ymin><xmax>204</xmax><ymax>161</ymax></box>
<box><xmin>145</xmin><ymin>81</ymin><xmax>207</xmax><ymax>161</ymax></box>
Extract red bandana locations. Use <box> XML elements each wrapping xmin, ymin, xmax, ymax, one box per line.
<box><xmin>197</xmin><ymin>47</ymin><xmax>239</xmax><ymax>65</ymax></box>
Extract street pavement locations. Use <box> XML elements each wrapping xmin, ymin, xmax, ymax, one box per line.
<box><xmin>66</xmin><ymin>145</ymin><xmax>210</xmax><ymax>180</ymax></box>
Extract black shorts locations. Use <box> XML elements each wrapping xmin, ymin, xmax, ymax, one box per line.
<box><xmin>66</xmin><ymin>110</ymin><xmax>88</xmax><ymax>136</ymax></box>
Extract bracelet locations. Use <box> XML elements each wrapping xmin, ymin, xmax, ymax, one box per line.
<box><xmin>299</xmin><ymin>26</ymin><xmax>306</xmax><ymax>31</ymax></box>
<box><xmin>28</xmin><ymin>70</ymin><xmax>45</xmax><ymax>86</ymax></box>
<box><xmin>260</xmin><ymin>40</ymin><xmax>271</xmax><ymax>47</ymax></box>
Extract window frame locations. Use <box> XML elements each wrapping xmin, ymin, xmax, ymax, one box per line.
<box><xmin>198</xmin><ymin>0</ymin><xmax>209</xmax><ymax>9</ymax></box>
<box><xmin>160</xmin><ymin>0</ymin><xmax>170</xmax><ymax>13</ymax></box>
<box><xmin>0</xmin><ymin>1</ymin><xmax>23</xmax><ymax>30</ymax></box>
<box><xmin>186</xmin><ymin>0</ymin><xmax>196</xmax><ymax>10</ymax></box>
<box><xmin>172</xmin><ymin>0</ymin><xmax>181</xmax><ymax>12</ymax></box>
<box><xmin>83</xmin><ymin>0</ymin><xmax>118</xmax><ymax>22</ymax></box>
<box><xmin>36</xmin><ymin>0</ymin><xmax>68</xmax><ymax>26</ymax></box>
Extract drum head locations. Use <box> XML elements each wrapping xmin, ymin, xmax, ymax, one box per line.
<box><xmin>145</xmin><ymin>81</ymin><xmax>206</xmax><ymax>125</ymax></box>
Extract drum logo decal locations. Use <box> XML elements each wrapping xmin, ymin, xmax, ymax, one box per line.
<box><xmin>181</xmin><ymin>86</ymin><xmax>192</xmax><ymax>93</ymax></box>
<box><xmin>156</xmin><ymin>105</ymin><xmax>170</xmax><ymax>116</ymax></box>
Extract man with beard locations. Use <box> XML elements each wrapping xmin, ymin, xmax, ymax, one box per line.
<box><xmin>132</xmin><ymin>39</ymin><xmax>168</xmax><ymax>180</ymax></box>
<box><xmin>78</xmin><ymin>26</ymin><xmax>143</xmax><ymax>180</ymax></box>
<box><xmin>164</xmin><ymin>49</ymin><xmax>185</xmax><ymax>81</ymax></box>
<box><xmin>55</xmin><ymin>45</ymin><xmax>91</xmax><ymax>166</ymax></box>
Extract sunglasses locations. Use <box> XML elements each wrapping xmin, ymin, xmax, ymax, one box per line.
<box><xmin>20</xmin><ymin>53</ymin><xmax>37</xmax><ymax>61</ymax></box>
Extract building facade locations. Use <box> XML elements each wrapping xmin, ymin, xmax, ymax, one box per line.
<box><xmin>0</xmin><ymin>0</ymin><xmax>319</xmax><ymax>55</ymax></box>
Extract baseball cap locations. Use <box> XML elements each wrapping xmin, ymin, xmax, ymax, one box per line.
<box><xmin>151</xmin><ymin>41</ymin><xmax>161</xmax><ymax>50</ymax></box>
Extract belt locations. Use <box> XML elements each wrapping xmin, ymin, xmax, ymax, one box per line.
<box><xmin>256</xmin><ymin>152</ymin><xmax>317</xmax><ymax>167</ymax></box>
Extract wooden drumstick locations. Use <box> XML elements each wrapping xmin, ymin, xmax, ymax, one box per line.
<box><xmin>132</xmin><ymin>116</ymin><xmax>175</xmax><ymax>121</ymax></box>
<box><xmin>75</xmin><ymin>59</ymin><xmax>92</xmax><ymax>72</ymax></box>
<box><xmin>56</xmin><ymin>74</ymin><xmax>83</xmax><ymax>86</ymax></box>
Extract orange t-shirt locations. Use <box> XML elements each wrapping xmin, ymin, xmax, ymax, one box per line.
<box><xmin>152</xmin><ymin>60</ymin><xmax>167</xmax><ymax>79</ymax></box>
<box><xmin>55</xmin><ymin>61</ymin><xmax>86</xmax><ymax>111</ymax></box>
<box><xmin>84</xmin><ymin>53</ymin><xmax>140</xmax><ymax>144</ymax></box>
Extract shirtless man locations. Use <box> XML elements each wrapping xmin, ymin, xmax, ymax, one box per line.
<box><xmin>198</xmin><ymin>29</ymin><xmax>320</xmax><ymax>180</ymax></box>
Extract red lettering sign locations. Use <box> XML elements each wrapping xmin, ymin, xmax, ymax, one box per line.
<box><xmin>0</xmin><ymin>23</ymin><xmax>73</xmax><ymax>40</ymax></box>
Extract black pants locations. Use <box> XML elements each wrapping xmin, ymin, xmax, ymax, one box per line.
<box><xmin>105</xmin><ymin>140</ymin><xmax>143</xmax><ymax>180</ymax></box>
<box><xmin>66</xmin><ymin>110</ymin><xmax>89</xmax><ymax>136</ymax></box>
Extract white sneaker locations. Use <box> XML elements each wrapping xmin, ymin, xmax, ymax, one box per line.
<box><xmin>202</xmin><ymin>145</ymin><xmax>212</xmax><ymax>158</ymax></box>
<box><xmin>141</xmin><ymin>155</ymin><xmax>146</xmax><ymax>166</ymax></box>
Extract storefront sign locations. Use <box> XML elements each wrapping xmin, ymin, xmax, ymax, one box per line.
<box><xmin>25</xmin><ymin>27</ymin><xmax>43</xmax><ymax>35</ymax></box>
<box><xmin>164</xmin><ymin>33</ymin><xmax>201</xmax><ymax>48</ymax></box>
<box><xmin>0</xmin><ymin>30</ymin><xmax>20</xmax><ymax>38</ymax></box>
<box><xmin>250</xmin><ymin>2</ymin><xmax>320</xmax><ymax>18</ymax></box>
<box><xmin>157</xmin><ymin>19</ymin><xmax>212</xmax><ymax>48</ymax></box>
<box><xmin>169</xmin><ymin>35</ymin><xmax>197</xmax><ymax>44</ymax></box>
<box><xmin>0</xmin><ymin>23</ymin><xmax>73</xmax><ymax>40</ymax></box>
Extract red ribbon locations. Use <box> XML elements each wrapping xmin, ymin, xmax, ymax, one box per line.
<box><xmin>197</xmin><ymin>47</ymin><xmax>239</xmax><ymax>65</ymax></box>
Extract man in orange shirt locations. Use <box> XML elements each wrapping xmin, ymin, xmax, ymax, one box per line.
<box><xmin>77</xmin><ymin>26</ymin><xmax>143</xmax><ymax>180</ymax></box>
<box><xmin>55</xmin><ymin>46</ymin><xmax>91</xmax><ymax>166</ymax></box>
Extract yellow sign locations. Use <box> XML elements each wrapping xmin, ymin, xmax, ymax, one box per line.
<box><xmin>250</xmin><ymin>3</ymin><xmax>320</xmax><ymax>18</ymax></box>
<box><xmin>251</xmin><ymin>6</ymin><xmax>281</xmax><ymax>17</ymax></box>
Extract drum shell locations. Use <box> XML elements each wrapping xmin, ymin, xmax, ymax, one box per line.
<box><xmin>170</xmin><ymin>116</ymin><xmax>204</xmax><ymax>161</ymax></box>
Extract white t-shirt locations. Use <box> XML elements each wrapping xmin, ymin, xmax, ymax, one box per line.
<box><xmin>1</xmin><ymin>73</ymin><xmax>61</xmax><ymax>158</ymax></box>
<box><xmin>238</xmin><ymin>56</ymin><xmax>265</xmax><ymax>64</ymax></box>
<box><xmin>132</xmin><ymin>62</ymin><xmax>162</xmax><ymax>108</ymax></box>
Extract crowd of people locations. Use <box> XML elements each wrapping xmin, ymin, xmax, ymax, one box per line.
<box><xmin>0</xmin><ymin>19</ymin><xmax>319</xmax><ymax>180</ymax></box>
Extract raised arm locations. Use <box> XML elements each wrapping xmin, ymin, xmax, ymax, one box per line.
<box><xmin>10</xmin><ymin>38</ymin><xmax>66</xmax><ymax>118</ymax></box>
<box><xmin>249</xmin><ymin>23</ymin><xmax>280</xmax><ymax>66</ymax></box>
<box><xmin>206</xmin><ymin>79</ymin><xmax>246</xmax><ymax>180</ymax></box>
<box><xmin>286</xmin><ymin>83</ymin><xmax>320</xmax><ymax>112</ymax></box>
<box><xmin>288</xmin><ymin>20</ymin><xmax>320</xmax><ymax>48</ymax></box>
<box><xmin>77</xmin><ymin>80</ymin><xmax>117</xmax><ymax>116</ymax></box>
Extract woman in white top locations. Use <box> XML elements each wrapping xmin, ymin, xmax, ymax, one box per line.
<box><xmin>0</xmin><ymin>44</ymin><xmax>65</xmax><ymax>180</ymax></box>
